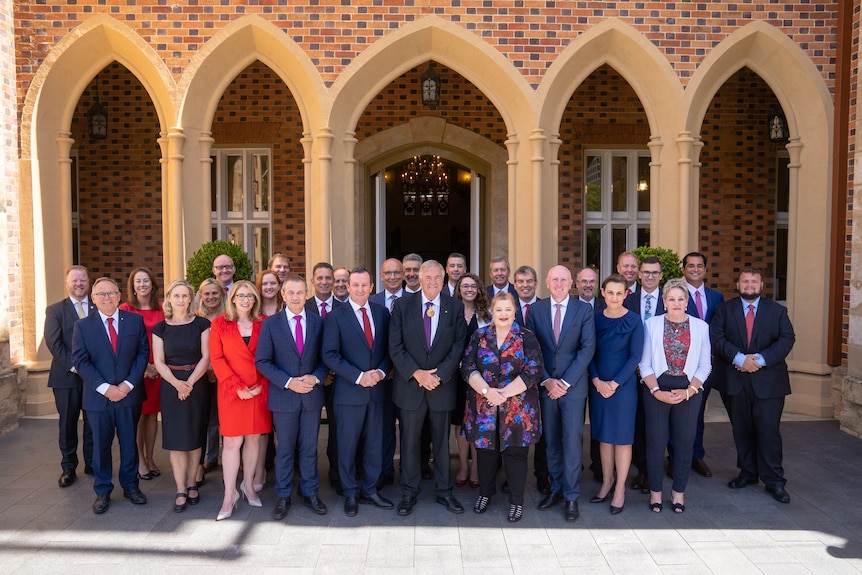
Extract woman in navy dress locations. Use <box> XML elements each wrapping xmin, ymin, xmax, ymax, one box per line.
<box><xmin>588</xmin><ymin>274</ymin><xmax>644</xmax><ymax>514</ymax></box>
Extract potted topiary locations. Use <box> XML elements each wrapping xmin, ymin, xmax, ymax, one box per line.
<box><xmin>632</xmin><ymin>245</ymin><xmax>682</xmax><ymax>286</ymax></box>
<box><xmin>186</xmin><ymin>240</ymin><xmax>253</xmax><ymax>290</ymax></box>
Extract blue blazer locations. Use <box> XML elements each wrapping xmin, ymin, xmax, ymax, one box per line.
<box><xmin>322</xmin><ymin>301</ymin><xmax>392</xmax><ymax>406</ymax></box>
<box><xmin>486</xmin><ymin>283</ymin><xmax>518</xmax><ymax>300</ymax></box>
<box><xmin>256</xmin><ymin>311</ymin><xmax>328</xmax><ymax>413</ymax></box>
<box><xmin>45</xmin><ymin>298</ymin><xmax>97</xmax><ymax>389</ymax></box>
<box><xmin>304</xmin><ymin>297</ymin><xmax>343</xmax><ymax>317</ymax></box>
<box><xmin>685</xmin><ymin>285</ymin><xmax>725</xmax><ymax>323</ymax></box>
<box><xmin>71</xmin><ymin>310</ymin><xmax>149</xmax><ymax>412</ymax></box>
<box><xmin>525</xmin><ymin>296</ymin><xmax>596</xmax><ymax>400</ymax></box>
<box><xmin>389</xmin><ymin>291</ymin><xmax>466</xmax><ymax>411</ymax></box>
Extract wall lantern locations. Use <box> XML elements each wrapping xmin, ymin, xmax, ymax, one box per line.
<box><xmin>767</xmin><ymin>105</ymin><xmax>789</xmax><ymax>143</ymax></box>
<box><xmin>87</xmin><ymin>98</ymin><xmax>108</xmax><ymax>140</ymax></box>
<box><xmin>421</xmin><ymin>62</ymin><xmax>440</xmax><ymax>108</ymax></box>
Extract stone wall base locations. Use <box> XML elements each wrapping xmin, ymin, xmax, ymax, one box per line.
<box><xmin>0</xmin><ymin>364</ymin><xmax>27</xmax><ymax>436</ymax></box>
<box><xmin>839</xmin><ymin>372</ymin><xmax>862</xmax><ymax>439</ymax></box>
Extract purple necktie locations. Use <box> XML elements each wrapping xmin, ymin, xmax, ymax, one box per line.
<box><xmin>424</xmin><ymin>302</ymin><xmax>433</xmax><ymax>350</ymax></box>
<box><xmin>294</xmin><ymin>315</ymin><xmax>304</xmax><ymax>356</ymax></box>
<box><xmin>319</xmin><ymin>301</ymin><xmax>327</xmax><ymax>318</ymax></box>
<box><xmin>695</xmin><ymin>290</ymin><xmax>705</xmax><ymax>320</ymax></box>
<box><xmin>553</xmin><ymin>303</ymin><xmax>562</xmax><ymax>344</ymax></box>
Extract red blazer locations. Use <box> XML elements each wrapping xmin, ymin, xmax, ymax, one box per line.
<box><xmin>210</xmin><ymin>315</ymin><xmax>268</xmax><ymax>405</ymax></box>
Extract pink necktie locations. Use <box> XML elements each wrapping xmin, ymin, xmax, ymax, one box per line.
<box><xmin>553</xmin><ymin>303</ymin><xmax>562</xmax><ymax>344</ymax></box>
<box><xmin>320</xmin><ymin>302</ymin><xmax>327</xmax><ymax>318</ymax></box>
<box><xmin>107</xmin><ymin>317</ymin><xmax>118</xmax><ymax>354</ymax></box>
<box><xmin>294</xmin><ymin>315</ymin><xmax>304</xmax><ymax>356</ymax></box>
<box><xmin>695</xmin><ymin>290</ymin><xmax>705</xmax><ymax>319</ymax></box>
<box><xmin>745</xmin><ymin>304</ymin><xmax>755</xmax><ymax>347</ymax></box>
<box><xmin>360</xmin><ymin>307</ymin><xmax>373</xmax><ymax>349</ymax></box>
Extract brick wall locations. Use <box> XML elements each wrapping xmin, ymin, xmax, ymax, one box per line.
<box><xmin>74</xmin><ymin>63</ymin><xmax>164</xmax><ymax>295</ymax></box>
<box><xmin>211</xmin><ymin>61</ymin><xmax>307</xmax><ymax>275</ymax></box>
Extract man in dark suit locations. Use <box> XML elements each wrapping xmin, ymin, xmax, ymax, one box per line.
<box><xmin>526</xmin><ymin>265</ymin><xmax>596</xmax><ymax>522</ymax></box>
<box><xmin>71</xmin><ymin>277</ymin><xmax>149</xmax><ymax>514</ymax></box>
<box><xmin>711</xmin><ymin>266</ymin><xmax>796</xmax><ymax>503</ymax></box>
<box><xmin>257</xmin><ymin>275</ymin><xmax>330</xmax><ymax>519</ymax></box>
<box><xmin>444</xmin><ymin>253</ymin><xmax>467</xmax><ymax>297</ymax></box>
<box><xmin>623</xmin><ymin>256</ymin><xmax>665</xmax><ymax>493</ymax></box>
<box><xmin>575</xmin><ymin>266</ymin><xmax>604</xmax><ymax>481</ymax></box>
<box><xmin>402</xmin><ymin>253</ymin><xmax>423</xmax><ymax>294</ymax></box>
<box><xmin>389</xmin><ymin>260</ymin><xmax>467</xmax><ymax>516</ymax></box>
<box><xmin>486</xmin><ymin>256</ymin><xmax>518</xmax><ymax>299</ymax></box>
<box><xmin>45</xmin><ymin>264</ymin><xmax>95</xmax><ymax>487</ymax></box>
<box><xmin>617</xmin><ymin>251</ymin><xmax>640</xmax><ymax>296</ymax></box>
<box><xmin>369</xmin><ymin>258</ymin><xmax>405</xmax><ymax>487</ymax></box>
<box><xmin>333</xmin><ymin>267</ymin><xmax>350</xmax><ymax>304</ymax></box>
<box><xmin>672</xmin><ymin>251</ymin><xmax>725</xmax><ymax>478</ymax></box>
<box><xmin>323</xmin><ymin>267</ymin><xmax>394</xmax><ymax>516</ymax></box>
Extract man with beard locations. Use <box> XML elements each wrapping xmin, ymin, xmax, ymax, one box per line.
<box><xmin>710</xmin><ymin>266</ymin><xmax>795</xmax><ymax>503</ymax></box>
<box><xmin>402</xmin><ymin>253</ymin><xmax>422</xmax><ymax>294</ymax></box>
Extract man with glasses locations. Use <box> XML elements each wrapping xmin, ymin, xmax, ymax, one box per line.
<box><xmin>72</xmin><ymin>278</ymin><xmax>149</xmax><ymax>514</ymax></box>
<box><xmin>46</xmin><ymin>265</ymin><xmax>96</xmax><ymax>487</ymax></box>
<box><xmin>212</xmin><ymin>254</ymin><xmax>235</xmax><ymax>294</ymax></box>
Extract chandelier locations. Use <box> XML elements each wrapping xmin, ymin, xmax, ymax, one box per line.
<box><xmin>401</xmin><ymin>155</ymin><xmax>449</xmax><ymax>216</ymax></box>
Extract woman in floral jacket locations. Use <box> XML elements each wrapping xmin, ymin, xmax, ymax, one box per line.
<box><xmin>461</xmin><ymin>292</ymin><xmax>543</xmax><ymax>522</ymax></box>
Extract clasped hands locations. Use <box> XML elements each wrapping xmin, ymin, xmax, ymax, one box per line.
<box><xmin>105</xmin><ymin>382</ymin><xmax>132</xmax><ymax>402</ymax></box>
<box><xmin>359</xmin><ymin>370</ymin><xmax>384</xmax><ymax>388</ymax></box>
<box><xmin>592</xmin><ymin>378</ymin><xmax>619</xmax><ymax>399</ymax></box>
<box><xmin>736</xmin><ymin>354</ymin><xmax>763</xmax><ymax>373</ymax></box>
<box><xmin>544</xmin><ymin>378</ymin><xmax>569</xmax><ymax>400</ymax></box>
<box><xmin>414</xmin><ymin>368</ymin><xmax>441</xmax><ymax>391</ymax></box>
<box><xmin>288</xmin><ymin>375</ymin><xmax>318</xmax><ymax>394</ymax></box>
<box><xmin>236</xmin><ymin>384</ymin><xmax>263</xmax><ymax>400</ymax></box>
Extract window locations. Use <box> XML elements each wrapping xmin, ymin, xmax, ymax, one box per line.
<box><xmin>210</xmin><ymin>148</ymin><xmax>272</xmax><ymax>274</ymax></box>
<box><xmin>71</xmin><ymin>150</ymin><xmax>80</xmax><ymax>264</ymax></box>
<box><xmin>584</xmin><ymin>149</ymin><xmax>651</xmax><ymax>278</ymax></box>
<box><xmin>775</xmin><ymin>153</ymin><xmax>789</xmax><ymax>302</ymax></box>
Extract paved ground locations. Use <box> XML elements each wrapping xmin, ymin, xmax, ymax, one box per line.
<box><xmin>0</xmin><ymin>405</ymin><xmax>860</xmax><ymax>574</ymax></box>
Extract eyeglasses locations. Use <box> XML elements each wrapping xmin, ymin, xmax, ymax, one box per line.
<box><xmin>641</xmin><ymin>271</ymin><xmax>662</xmax><ymax>277</ymax></box>
<box><xmin>214</xmin><ymin>265</ymin><xmax>235</xmax><ymax>271</ymax></box>
<box><xmin>234</xmin><ymin>294</ymin><xmax>256</xmax><ymax>301</ymax></box>
<box><xmin>92</xmin><ymin>292</ymin><xmax>119</xmax><ymax>299</ymax></box>
<box><xmin>460</xmin><ymin>284</ymin><xmax>478</xmax><ymax>291</ymax></box>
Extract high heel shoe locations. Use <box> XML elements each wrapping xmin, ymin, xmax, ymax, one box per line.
<box><xmin>589</xmin><ymin>482</ymin><xmax>616</xmax><ymax>503</ymax></box>
<box><xmin>240</xmin><ymin>483</ymin><xmax>262</xmax><ymax>508</ymax></box>
<box><xmin>455</xmin><ymin>478</ymin><xmax>467</xmax><ymax>487</ymax></box>
<box><xmin>216</xmin><ymin>491</ymin><xmax>241</xmax><ymax>521</ymax></box>
<box><xmin>186</xmin><ymin>486</ymin><xmax>200</xmax><ymax>505</ymax></box>
<box><xmin>469</xmin><ymin>480</ymin><xmax>479</xmax><ymax>489</ymax></box>
<box><xmin>253</xmin><ymin>483</ymin><xmax>265</xmax><ymax>494</ymax></box>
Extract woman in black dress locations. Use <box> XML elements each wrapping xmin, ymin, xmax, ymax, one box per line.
<box><xmin>153</xmin><ymin>279</ymin><xmax>212</xmax><ymax>512</ymax></box>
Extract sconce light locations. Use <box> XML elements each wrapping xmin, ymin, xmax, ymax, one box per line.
<box><xmin>87</xmin><ymin>76</ymin><xmax>108</xmax><ymax>140</ymax></box>
<box><xmin>767</xmin><ymin>105</ymin><xmax>789</xmax><ymax>143</ymax></box>
<box><xmin>421</xmin><ymin>62</ymin><xmax>440</xmax><ymax>108</ymax></box>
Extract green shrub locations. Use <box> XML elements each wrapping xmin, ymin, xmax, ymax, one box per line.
<box><xmin>632</xmin><ymin>245</ymin><xmax>682</xmax><ymax>286</ymax></box>
<box><xmin>186</xmin><ymin>240</ymin><xmax>253</xmax><ymax>290</ymax></box>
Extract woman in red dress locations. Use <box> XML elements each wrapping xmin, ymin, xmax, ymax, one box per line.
<box><xmin>210</xmin><ymin>280</ymin><xmax>271</xmax><ymax>520</ymax></box>
<box><xmin>119</xmin><ymin>267</ymin><xmax>165</xmax><ymax>480</ymax></box>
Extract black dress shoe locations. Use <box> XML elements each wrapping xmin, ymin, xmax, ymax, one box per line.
<box><xmin>436</xmin><ymin>495</ymin><xmax>464</xmax><ymax>514</ymax></box>
<box><xmin>397</xmin><ymin>495</ymin><xmax>417</xmax><ymax>516</ymax></box>
<box><xmin>344</xmin><ymin>496</ymin><xmax>358</xmax><ymax>517</ymax></box>
<box><xmin>84</xmin><ymin>465</ymin><xmax>94</xmax><ymax>476</ymax></box>
<box><xmin>630</xmin><ymin>473</ymin><xmax>645</xmax><ymax>491</ymax></box>
<box><xmin>359</xmin><ymin>493</ymin><xmax>394</xmax><ymax>509</ymax></box>
<box><xmin>692</xmin><ymin>459</ymin><xmax>713</xmax><ymax>477</ymax></box>
<box><xmin>766</xmin><ymin>485</ymin><xmax>791</xmax><ymax>503</ymax></box>
<box><xmin>564</xmin><ymin>500</ymin><xmax>579</xmax><ymax>522</ymax></box>
<box><xmin>58</xmin><ymin>469</ymin><xmax>76</xmax><ymax>488</ymax></box>
<box><xmin>123</xmin><ymin>488</ymin><xmax>147</xmax><ymax>505</ymax></box>
<box><xmin>728</xmin><ymin>476</ymin><xmax>758</xmax><ymax>489</ymax></box>
<box><xmin>93</xmin><ymin>494</ymin><xmax>110</xmax><ymax>514</ymax></box>
<box><xmin>303</xmin><ymin>495</ymin><xmax>328</xmax><ymax>515</ymax></box>
<box><xmin>273</xmin><ymin>497</ymin><xmax>291</xmax><ymax>520</ymax></box>
<box><xmin>421</xmin><ymin>464</ymin><xmax>434</xmax><ymax>480</ymax></box>
<box><xmin>538</xmin><ymin>491</ymin><xmax>563</xmax><ymax>510</ymax></box>
<box><xmin>536</xmin><ymin>476</ymin><xmax>551</xmax><ymax>495</ymax></box>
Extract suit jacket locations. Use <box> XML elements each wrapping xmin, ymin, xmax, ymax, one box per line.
<box><xmin>369</xmin><ymin>289</ymin><xmax>403</xmax><ymax>311</ymax></box>
<box><xmin>71</xmin><ymin>310</ymin><xmax>149</xmax><ymax>412</ymax></box>
<box><xmin>685</xmin><ymin>285</ymin><xmax>724</xmax><ymax>323</ymax></box>
<box><xmin>486</xmin><ymin>283</ymin><xmax>517</xmax><ymax>300</ymax></box>
<box><xmin>45</xmin><ymin>298</ymin><xmax>97</xmax><ymax>389</ymax></box>
<box><xmin>210</xmin><ymin>315</ymin><xmax>268</xmax><ymax>405</ymax></box>
<box><xmin>305</xmin><ymin>296</ymin><xmax>342</xmax><ymax>317</ymax></box>
<box><xmin>322</xmin><ymin>301</ymin><xmax>392</xmax><ymax>406</ymax></box>
<box><xmin>388</xmin><ymin>292</ymin><xmax>467</xmax><ymax>411</ymax></box>
<box><xmin>709</xmin><ymin>297</ymin><xmax>795</xmax><ymax>398</ymax></box>
<box><xmin>256</xmin><ymin>310</ymin><xmax>328</xmax><ymax>413</ymax></box>
<box><xmin>624</xmin><ymin>288</ymin><xmax>665</xmax><ymax>318</ymax></box>
<box><xmin>525</xmin><ymin>296</ymin><xmax>596</xmax><ymax>400</ymax></box>
<box><xmin>515</xmin><ymin>297</ymin><xmax>544</xmax><ymax>328</ymax></box>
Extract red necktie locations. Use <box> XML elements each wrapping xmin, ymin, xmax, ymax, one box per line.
<box><xmin>107</xmin><ymin>317</ymin><xmax>118</xmax><ymax>354</ymax></box>
<box><xmin>320</xmin><ymin>301</ymin><xmax>327</xmax><ymax>318</ymax></box>
<box><xmin>625</xmin><ymin>288</ymin><xmax>631</xmax><ymax>297</ymax></box>
<box><xmin>293</xmin><ymin>315</ymin><xmax>304</xmax><ymax>356</ymax></box>
<box><xmin>745</xmin><ymin>304</ymin><xmax>755</xmax><ymax>347</ymax></box>
<box><xmin>223</xmin><ymin>286</ymin><xmax>228</xmax><ymax>294</ymax></box>
<box><xmin>360</xmin><ymin>307</ymin><xmax>373</xmax><ymax>349</ymax></box>
<box><xmin>523</xmin><ymin>303</ymin><xmax>530</xmax><ymax>323</ymax></box>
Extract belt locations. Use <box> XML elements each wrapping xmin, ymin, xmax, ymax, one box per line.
<box><xmin>167</xmin><ymin>364</ymin><xmax>196</xmax><ymax>371</ymax></box>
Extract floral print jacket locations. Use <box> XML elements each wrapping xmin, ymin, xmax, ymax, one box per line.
<box><xmin>461</xmin><ymin>322</ymin><xmax>543</xmax><ymax>451</ymax></box>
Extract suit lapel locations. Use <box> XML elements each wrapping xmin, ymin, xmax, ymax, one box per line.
<box><xmin>430</xmin><ymin>297</ymin><xmax>451</xmax><ymax>350</ymax></box>
<box><xmin>278</xmin><ymin>313</ymin><xmax>302</xmax><ymax>357</ymax></box>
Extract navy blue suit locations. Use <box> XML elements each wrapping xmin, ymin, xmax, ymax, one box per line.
<box><xmin>45</xmin><ymin>298</ymin><xmax>96</xmax><ymax>472</ymax></box>
<box><xmin>72</xmin><ymin>310</ymin><xmax>149</xmax><ymax>496</ymax></box>
<box><xmin>257</xmin><ymin>310</ymin><xmax>328</xmax><ymax>499</ymax></box>
<box><xmin>486</xmin><ymin>282</ymin><xmax>517</xmax><ymax>300</ymax></box>
<box><xmin>368</xmin><ymin>290</ymin><xmax>402</xmax><ymax>480</ymax></box>
<box><xmin>526</xmin><ymin>296</ymin><xmax>596</xmax><ymax>502</ymax></box>
<box><xmin>306</xmin><ymin>296</ymin><xmax>342</xmax><ymax>482</ymax></box>
<box><xmin>322</xmin><ymin>301</ymin><xmax>392</xmax><ymax>497</ymax></box>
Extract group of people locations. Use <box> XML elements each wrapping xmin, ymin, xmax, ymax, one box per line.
<box><xmin>45</xmin><ymin>248</ymin><xmax>795</xmax><ymax>522</ymax></box>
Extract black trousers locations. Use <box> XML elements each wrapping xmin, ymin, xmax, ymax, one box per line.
<box><xmin>399</xmin><ymin>396</ymin><xmax>451</xmax><ymax>497</ymax></box>
<box><xmin>477</xmin><ymin>445</ymin><xmax>529</xmax><ymax>505</ymax></box>
<box><xmin>729</xmin><ymin>380</ymin><xmax>786</xmax><ymax>488</ymax></box>
<box><xmin>643</xmin><ymin>381</ymin><xmax>702</xmax><ymax>493</ymax></box>
<box><xmin>53</xmin><ymin>387</ymin><xmax>93</xmax><ymax>471</ymax></box>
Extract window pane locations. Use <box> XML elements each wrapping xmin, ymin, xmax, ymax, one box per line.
<box><xmin>585</xmin><ymin>155</ymin><xmax>602</xmax><ymax>212</ymax></box>
<box><xmin>611</xmin><ymin>156</ymin><xmax>627</xmax><ymax>212</ymax></box>
<box><xmin>776</xmin><ymin>227</ymin><xmax>788</xmax><ymax>301</ymax></box>
<box><xmin>224</xmin><ymin>224</ymin><xmax>243</xmax><ymax>248</ymax></box>
<box><xmin>612</xmin><ymin>228</ymin><xmax>627</xmax><ymax>260</ymax></box>
<box><xmin>210</xmin><ymin>155</ymin><xmax>217</xmax><ymax>213</ymax></box>
<box><xmin>776</xmin><ymin>156</ymin><xmax>789</xmax><ymax>213</ymax></box>
<box><xmin>586</xmin><ymin>228</ymin><xmax>602</xmax><ymax>275</ymax></box>
<box><xmin>252</xmin><ymin>153</ymin><xmax>270</xmax><ymax>212</ymax></box>
<box><xmin>253</xmin><ymin>225</ymin><xmax>270</xmax><ymax>276</ymax></box>
<box><xmin>226</xmin><ymin>154</ymin><xmax>244</xmax><ymax>213</ymax></box>
<box><xmin>637</xmin><ymin>227</ymin><xmax>650</xmax><ymax>249</ymax></box>
<box><xmin>637</xmin><ymin>156</ymin><xmax>650</xmax><ymax>212</ymax></box>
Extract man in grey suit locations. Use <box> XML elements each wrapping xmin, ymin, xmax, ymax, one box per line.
<box><xmin>526</xmin><ymin>265</ymin><xmax>596</xmax><ymax>522</ymax></box>
<box><xmin>389</xmin><ymin>260</ymin><xmax>467</xmax><ymax>516</ymax></box>
<box><xmin>45</xmin><ymin>265</ymin><xmax>95</xmax><ymax>487</ymax></box>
